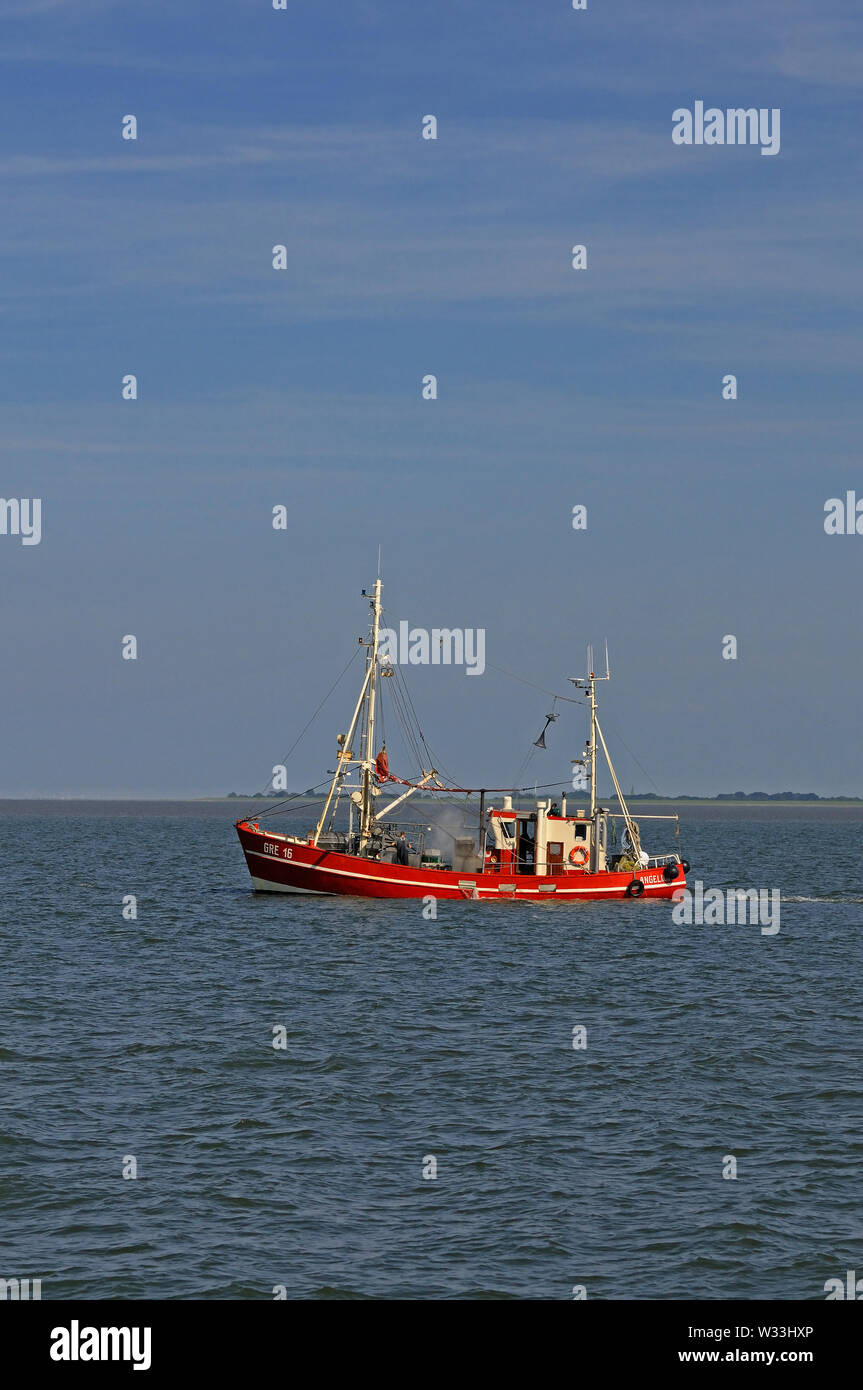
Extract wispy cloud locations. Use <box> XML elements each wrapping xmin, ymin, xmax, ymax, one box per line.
<box><xmin>0</xmin><ymin>119</ymin><xmax>858</xmax><ymax>340</ymax></box>
<box><xmin>773</xmin><ymin>20</ymin><xmax>863</xmax><ymax>85</ymax></box>
<box><xmin>0</xmin><ymin>0</ymin><xmax>116</xmax><ymax>15</ymax></box>
<box><xmin>0</xmin><ymin>380</ymin><xmax>854</xmax><ymax>480</ymax></box>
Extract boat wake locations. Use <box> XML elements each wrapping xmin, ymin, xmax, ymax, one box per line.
<box><xmin>784</xmin><ymin>895</ymin><xmax>863</xmax><ymax>904</ymax></box>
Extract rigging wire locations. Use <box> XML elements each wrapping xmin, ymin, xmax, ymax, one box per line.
<box><xmin>395</xmin><ymin>664</ymin><xmax>461</xmax><ymax>787</ymax></box>
<box><xmin>377</xmin><ymin>606</ymin><xmax>480</xmax><ymax>788</ymax></box>
<box><xmin>513</xmin><ymin>742</ymin><xmax>539</xmax><ymax>789</ymax></box>
<box><xmin>486</xmin><ymin>662</ymin><xmax>585</xmax><ymax>704</ymax></box>
<box><xmin>255</xmin><ymin>645</ymin><xmax>362</xmax><ymax>797</ymax></box>
<box><xmin>600</xmin><ymin>715</ymin><xmax>668</xmax><ymax>800</ymax></box>
<box><xmin>376</xmin><ymin>609</ymin><xmax>587</xmax><ymax>791</ymax></box>
<box><xmin>241</xmin><ymin>785</ymin><xmax>331</xmax><ymax>820</ymax></box>
<box><xmin>376</xmin><ymin>675</ymin><xmax>387</xmax><ymax>755</ymax></box>
<box><xmin>386</xmin><ymin>667</ymin><xmax>426</xmax><ymax>776</ymax></box>
<box><xmin>244</xmin><ymin>618</ymin><xmax>667</xmax><ymax>826</ymax></box>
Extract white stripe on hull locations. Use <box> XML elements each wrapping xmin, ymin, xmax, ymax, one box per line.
<box><xmin>246</xmin><ymin>850</ymin><xmax>673</xmax><ymax>899</ymax></box>
<box><xmin>250</xmin><ymin>874</ymin><xmax>334</xmax><ymax>895</ymax></box>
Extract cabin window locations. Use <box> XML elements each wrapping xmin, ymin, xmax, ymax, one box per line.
<box><xmin>517</xmin><ymin>818</ymin><xmax>535</xmax><ymax>871</ymax></box>
<box><xmin>573</xmin><ymin>824</ymin><xmax>587</xmax><ymax>842</ymax></box>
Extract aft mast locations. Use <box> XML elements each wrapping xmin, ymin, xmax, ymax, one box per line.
<box><xmin>574</xmin><ymin>643</ymin><xmax>608</xmax><ymax>819</ymax></box>
<box><xmin>571</xmin><ymin>644</ymin><xmax>643</xmax><ymax>859</ymax></box>
<box><xmin>588</xmin><ymin>648</ymin><xmax>599</xmax><ymax>817</ymax></box>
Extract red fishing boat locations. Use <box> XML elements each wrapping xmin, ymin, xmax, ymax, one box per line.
<box><xmin>236</xmin><ymin>576</ymin><xmax>688</xmax><ymax>901</ymax></box>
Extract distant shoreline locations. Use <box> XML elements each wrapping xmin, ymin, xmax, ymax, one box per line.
<box><xmin>2</xmin><ymin>796</ymin><xmax>862</xmax><ymax>808</ymax></box>
<box><xmin>5</xmin><ymin>798</ymin><xmax>863</xmax><ymax>825</ymax></box>
<box><xmin>225</xmin><ymin>794</ymin><xmax>863</xmax><ymax>806</ymax></box>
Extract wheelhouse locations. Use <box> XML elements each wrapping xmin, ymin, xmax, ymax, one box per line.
<box><xmin>484</xmin><ymin>795</ymin><xmax>605</xmax><ymax>875</ymax></box>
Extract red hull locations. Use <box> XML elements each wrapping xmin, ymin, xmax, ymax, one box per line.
<box><xmin>236</xmin><ymin>823</ymin><xmax>685</xmax><ymax>902</ymax></box>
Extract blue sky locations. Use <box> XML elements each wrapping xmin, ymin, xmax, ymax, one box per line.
<box><xmin>1</xmin><ymin>0</ymin><xmax>861</xmax><ymax>796</ymax></box>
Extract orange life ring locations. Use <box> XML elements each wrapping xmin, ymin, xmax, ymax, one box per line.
<box><xmin>569</xmin><ymin>844</ymin><xmax>589</xmax><ymax>867</ymax></box>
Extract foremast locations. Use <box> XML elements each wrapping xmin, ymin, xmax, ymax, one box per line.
<box><xmin>314</xmin><ymin>577</ymin><xmax>382</xmax><ymax>849</ymax></box>
<box><xmin>312</xmin><ymin>573</ymin><xmax>443</xmax><ymax>853</ymax></box>
<box><xmin>358</xmin><ymin>577</ymin><xmax>382</xmax><ymax>850</ymax></box>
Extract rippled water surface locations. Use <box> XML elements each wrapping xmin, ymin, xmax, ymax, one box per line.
<box><xmin>2</xmin><ymin>803</ymin><xmax>861</xmax><ymax>1299</ymax></box>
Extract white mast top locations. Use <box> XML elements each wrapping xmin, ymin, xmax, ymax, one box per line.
<box><xmin>570</xmin><ymin>643</ymin><xmax>610</xmax><ymax>817</ymax></box>
<box><xmin>570</xmin><ymin>644</ymin><xmax>642</xmax><ymax>855</ymax></box>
